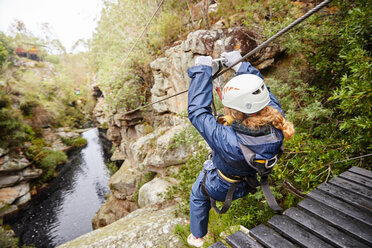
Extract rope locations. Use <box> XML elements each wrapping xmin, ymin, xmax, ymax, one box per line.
<box><xmin>123</xmin><ymin>0</ymin><xmax>331</xmax><ymax>116</ymax></box>
<box><xmin>119</xmin><ymin>0</ymin><xmax>165</xmax><ymax>67</ymax></box>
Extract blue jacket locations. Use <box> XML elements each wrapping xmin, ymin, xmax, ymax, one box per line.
<box><xmin>187</xmin><ymin>62</ymin><xmax>284</xmax><ymax>176</ymax></box>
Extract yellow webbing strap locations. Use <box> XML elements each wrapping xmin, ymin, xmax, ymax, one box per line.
<box><xmin>217</xmin><ymin>170</ymin><xmax>241</xmax><ymax>183</ymax></box>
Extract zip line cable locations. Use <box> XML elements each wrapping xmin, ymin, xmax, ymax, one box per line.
<box><xmin>123</xmin><ymin>0</ymin><xmax>331</xmax><ymax>115</ymax></box>
<box><xmin>213</xmin><ymin>0</ymin><xmax>331</xmax><ymax>79</ymax></box>
<box><xmin>119</xmin><ymin>0</ymin><xmax>165</xmax><ymax>67</ymax></box>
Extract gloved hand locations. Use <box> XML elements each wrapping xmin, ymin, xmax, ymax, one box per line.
<box><xmin>195</xmin><ymin>56</ymin><xmax>212</xmax><ymax>67</ymax></box>
<box><xmin>221</xmin><ymin>51</ymin><xmax>242</xmax><ymax>72</ymax></box>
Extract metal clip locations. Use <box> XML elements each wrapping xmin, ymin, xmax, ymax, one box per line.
<box><xmin>265</xmin><ymin>156</ymin><xmax>278</xmax><ymax>169</ymax></box>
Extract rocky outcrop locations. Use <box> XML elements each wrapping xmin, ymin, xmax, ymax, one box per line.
<box><xmin>91</xmin><ymin>26</ymin><xmax>282</xmax><ymax>233</ymax></box>
<box><xmin>42</xmin><ymin>127</ymin><xmax>81</xmax><ymax>151</ymax></box>
<box><xmin>138</xmin><ymin>178</ymin><xmax>171</xmax><ymax>208</ymax></box>
<box><xmin>92</xmin><ymin>160</ymin><xmax>140</xmax><ymax>229</ymax></box>
<box><xmin>91</xmin><ymin>194</ymin><xmax>138</xmax><ymax>230</ymax></box>
<box><xmin>59</xmin><ymin>205</ymin><xmax>187</xmax><ymax>248</ymax></box>
<box><xmin>0</xmin><ymin>127</ymin><xmax>86</xmax><ymax>217</ymax></box>
<box><xmin>0</xmin><ymin>151</ymin><xmax>42</xmax><ymax>217</ymax></box>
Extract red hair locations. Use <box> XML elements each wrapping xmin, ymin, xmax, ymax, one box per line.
<box><xmin>228</xmin><ymin>106</ymin><xmax>295</xmax><ymax>139</ymax></box>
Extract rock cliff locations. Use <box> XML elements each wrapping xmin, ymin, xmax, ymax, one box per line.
<box><xmin>89</xmin><ymin>26</ymin><xmax>282</xmax><ymax>240</ymax></box>
<box><xmin>0</xmin><ymin>128</ymin><xmax>86</xmax><ymax>217</ymax></box>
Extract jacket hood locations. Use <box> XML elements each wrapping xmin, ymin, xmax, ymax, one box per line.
<box><xmin>231</xmin><ymin>121</ymin><xmax>271</xmax><ymax>137</ymax></box>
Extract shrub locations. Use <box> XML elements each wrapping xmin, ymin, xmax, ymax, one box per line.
<box><xmin>0</xmin><ymin>93</ymin><xmax>31</xmax><ymax>149</ymax></box>
<box><xmin>0</xmin><ymin>226</ymin><xmax>18</xmax><ymax>248</ymax></box>
<box><xmin>38</xmin><ymin>150</ymin><xmax>67</xmax><ymax>182</ymax></box>
<box><xmin>0</xmin><ymin>41</ymin><xmax>8</xmax><ymax>68</ymax></box>
<box><xmin>149</xmin><ymin>11</ymin><xmax>185</xmax><ymax>52</ymax></box>
<box><xmin>105</xmin><ymin>162</ymin><xmax>118</xmax><ymax>175</ymax></box>
<box><xmin>61</xmin><ymin>136</ymin><xmax>87</xmax><ymax>148</ymax></box>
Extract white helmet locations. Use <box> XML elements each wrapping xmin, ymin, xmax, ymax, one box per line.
<box><xmin>222</xmin><ymin>74</ymin><xmax>270</xmax><ymax>114</ymax></box>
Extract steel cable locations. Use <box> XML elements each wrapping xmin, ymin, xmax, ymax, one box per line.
<box><xmin>123</xmin><ymin>0</ymin><xmax>331</xmax><ymax>115</ymax></box>
<box><xmin>119</xmin><ymin>0</ymin><xmax>165</xmax><ymax>67</ymax></box>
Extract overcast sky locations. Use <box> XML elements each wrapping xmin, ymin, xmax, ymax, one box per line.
<box><xmin>0</xmin><ymin>0</ymin><xmax>103</xmax><ymax>52</ymax></box>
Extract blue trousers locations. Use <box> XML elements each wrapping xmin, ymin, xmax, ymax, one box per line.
<box><xmin>189</xmin><ymin>161</ymin><xmax>250</xmax><ymax>238</ymax></box>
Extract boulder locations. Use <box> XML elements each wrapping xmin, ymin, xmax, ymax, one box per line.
<box><xmin>106</xmin><ymin>126</ymin><xmax>121</xmax><ymax>146</ymax></box>
<box><xmin>0</xmin><ymin>183</ymin><xmax>30</xmax><ymax>208</ymax></box>
<box><xmin>57</xmin><ymin>130</ymin><xmax>80</xmax><ymax>140</ymax></box>
<box><xmin>109</xmin><ymin>160</ymin><xmax>141</xmax><ymax>200</ymax></box>
<box><xmin>0</xmin><ymin>167</ymin><xmax>42</xmax><ymax>188</ymax></box>
<box><xmin>150</xmin><ymin>45</ymin><xmax>193</xmax><ymax>114</ymax></box>
<box><xmin>59</xmin><ymin>205</ymin><xmax>187</xmax><ymax>248</ymax></box>
<box><xmin>22</xmin><ymin>167</ymin><xmax>43</xmax><ymax>180</ymax></box>
<box><xmin>0</xmin><ymin>148</ymin><xmax>8</xmax><ymax>157</ymax></box>
<box><xmin>0</xmin><ymin>155</ymin><xmax>30</xmax><ymax>172</ymax></box>
<box><xmin>42</xmin><ymin>128</ymin><xmax>66</xmax><ymax>150</ymax></box>
<box><xmin>138</xmin><ymin>178</ymin><xmax>171</xmax><ymax>208</ymax></box>
<box><xmin>130</xmin><ymin>123</ymin><xmax>191</xmax><ymax>172</ymax></box>
<box><xmin>14</xmin><ymin>192</ymin><xmax>31</xmax><ymax>206</ymax></box>
<box><xmin>92</xmin><ymin>160</ymin><xmax>141</xmax><ymax>229</ymax></box>
<box><xmin>91</xmin><ymin>194</ymin><xmax>137</xmax><ymax>230</ymax></box>
<box><xmin>142</xmin><ymin>125</ymin><xmax>190</xmax><ymax>169</ymax></box>
<box><xmin>0</xmin><ymin>175</ymin><xmax>21</xmax><ymax>188</ymax></box>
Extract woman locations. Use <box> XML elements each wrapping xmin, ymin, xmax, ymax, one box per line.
<box><xmin>186</xmin><ymin>51</ymin><xmax>294</xmax><ymax>247</ymax></box>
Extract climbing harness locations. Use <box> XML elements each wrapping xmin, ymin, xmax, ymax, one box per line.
<box><xmin>201</xmin><ymin>123</ymin><xmax>284</xmax><ymax>213</ymax></box>
<box><xmin>239</xmin><ymin>144</ymin><xmax>283</xmax><ymax>211</ymax></box>
<box><xmin>122</xmin><ymin>0</ymin><xmax>332</xmax><ymax>116</ymax></box>
<box><xmin>201</xmin><ymin>168</ymin><xmax>259</xmax><ymax>214</ymax></box>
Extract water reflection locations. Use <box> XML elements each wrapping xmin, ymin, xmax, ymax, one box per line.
<box><xmin>6</xmin><ymin>128</ymin><xmax>111</xmax><ymax>248</ymax></box>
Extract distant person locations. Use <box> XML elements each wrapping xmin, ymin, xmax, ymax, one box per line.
<box><xmin>29</xmin><ymin>46</ymin><xmax>40</xmax><ymax>61</ymax></box>
<box><xmin>186</xmin><ymin>51</ymin><xmax>295</xmax><ymax>247</ymax></box>
<box><xmin>15</xmin><ymin>47</ymin><xmax>27</xmax><ymax>57</ymax></box>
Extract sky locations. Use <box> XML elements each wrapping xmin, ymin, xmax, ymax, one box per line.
<box><xmin>0</xmin><ymin>0</ymin><xmax>103</xmax><ymax>52</ymax></box>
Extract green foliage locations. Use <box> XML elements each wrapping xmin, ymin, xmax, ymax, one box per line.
<box><xmin>0</xmin><ymin>226</ymin><xmax>18</xmax><ymax>248</ymax></box>
<box><xmin>166</xmin><ymin>146</ymin><xmax>208</xmax><ymax>214</ymax></box>
<box><xmin>61</xmin><ymin>136</ymin><xmax>87</xmax><ymax>148</ymax></box>
<box><xmin>168</xmin><ymin>125</ymin><xmax>204</xmax><ymax>150</ymax></box>
<box><xmin>0</xmin><ymin>92</ymin><xmax>32</xmax><ymax>149</ymax></box>
<box><xmin>44</xmin><ymin>54</ymin><xmax>60</xmax><ymax>64</ymax></box>
<box><xmin>90</xmin><ymin>0</ymin><xmax>195</xmax><ymax>114</ymax></box>
<box><xmin>0</xmin><ymin>41</ymin><xmax>8</xmax><ymax>67</ymax></box>
<box><xmin>0</xmin><ymin>221</ymin><xmax>34</xmax><ymax>248</ymax></box>
<box><xmin>38</xmin><ymin>150</ymin><xmax>67</xmax><ymax>182</ymax></box>
<box><xmin>25</xmin><ymin>138</ymin><xmax>67</xmax><ymax>184</ymax></box>
<box><xmin>168</xmin><ymin>0</ymin><xmax>372</xmax><ymax>244</ymax></box>
<box><xmin>106</xmin><ymin>162</ymin><xmax>119</xmax><ymax>175</ymax></box>
<box><xmin>174</xmin><ymin>223</ymin><xmax>190</xmax><ymax>247</ymax></box>
<box><xmin>149</xmin><ymin>11</ymin><xmax>185</xmax><ymax>52</ymax></box>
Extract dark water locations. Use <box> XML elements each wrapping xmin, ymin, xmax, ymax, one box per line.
<box><xmin>6</xmin><ymin>128</ymin><xmax>111</xmax><ymax>248</ymax></box>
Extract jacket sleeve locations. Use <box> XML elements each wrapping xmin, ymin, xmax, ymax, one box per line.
<box><xmin>236</xmin><ymin>62</ymin><xmax>284</xmax><ymax>115</ymax></box>
<box><xmin>187</xmin><ymin>65</ymin><xmax>240</xmax><ymax>156</ymax></box>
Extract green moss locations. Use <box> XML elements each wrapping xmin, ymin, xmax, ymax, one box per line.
<box><xmin>61</xmin><ymin>136</ymin><xmax>87</xmax><ymax>148</ymax></box>
<box><xmin>38</xmin><ymin>150</ymin><xmax>68</xmax><ymax>182</ymax></box>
